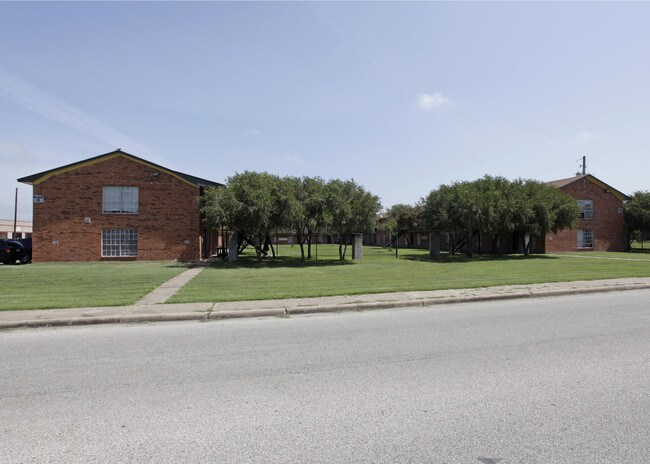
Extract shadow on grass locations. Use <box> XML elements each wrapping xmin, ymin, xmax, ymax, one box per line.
<box><xmin>209</xmin><ymin>255</ymin><xmax>356</xmax><ymax>269</ymax></box>
<box><xmin>629</xmin><ymin>247</ymin><xmax>650</xmax><ymax>254</ymax></box>
<box><xmin>401</xmin><ymin>253</ymin><xmax>560</xmax><ymax>263</ymax></box>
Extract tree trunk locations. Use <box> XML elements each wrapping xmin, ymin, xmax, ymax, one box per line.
<box><xmin>338</xmin><ymin>234</ymin><xmax>349</xmax><ymax>260</ymax></box>
<box><xmin>464</xmin><ymin>231</ymin><xmax>473</xmax><ymax>257</ymax></box>
<box><xmin>297</xmin><ymin>230</ymin><xmax>305</xmax><ymax>261</ymax></box>
<box><xmin>265</xmin><ymin>233</ymin><xmax>276</xmax><ymax>258</ymax></box>
<box><xmin>306</xmin><ymin>233</ymin><xmax>313</xmax><ymax>259</ymax></box>
<box><xmin>523</xmin><ymin>232</ymin><xmax>531</xmax><ymax>255</ymax></box>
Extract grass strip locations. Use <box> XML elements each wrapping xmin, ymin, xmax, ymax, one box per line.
<box><xmin>168</xmin><ymin>245</ymin><xmax>650</xmax><ymax>304</ymax></box>
<box><xmin>0</xmin><ymin>261</ymin><xmax>187</xmax><ymax>310</ymax></box>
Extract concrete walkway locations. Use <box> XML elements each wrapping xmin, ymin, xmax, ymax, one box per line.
<box><xmin>135</xmin><ymin>266</ymin><xmax>205</xmax><ymax>305</ymax></box>
<box><xmin>2</xmin><ymin>276</ymin><xmax>650</xmax><ymax>330</ymax></box>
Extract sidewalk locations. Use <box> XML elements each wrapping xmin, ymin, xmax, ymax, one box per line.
<box><xmin>2</xmin><ymin>277</ymin><xmax>650</xmax><ymax>330</ymax></box>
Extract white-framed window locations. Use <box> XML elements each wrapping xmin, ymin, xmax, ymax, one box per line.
<box><xmin>102</xmin><ymin>229</ymin><xmax>138</xmax><ymax>257</ymax></box>
<box><xmin>103</xmin><ymin>186</ymin><xmax>138</xmax><ymax>214</ymax></box>
<box><xmin>577</xmin><ymin>229</ymin><xmax>594</xmax><ymax>249</ymax></box>
<box><xmin>577</xmin><ymin>199</ymin><xmax>593</xmax><ymax>220</ymax></box>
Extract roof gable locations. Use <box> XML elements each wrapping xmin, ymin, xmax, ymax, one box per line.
<box><xmin>546</xmin><ymin>174</ymin><xmax>629</xmax><ymax>202</ymax></box>
<box><xmin>17</xmin><ymin>149</ymin><xmax>223</xmax><ymax>188</ymax></box>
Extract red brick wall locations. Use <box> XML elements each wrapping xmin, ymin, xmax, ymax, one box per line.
<box><xmin>32</xmin><ymin>156</ymin><xmax>201</xmax><ymax>262</ymax></box>
<box><xmin>545</xmin><ymin>178</ymin><xmax>626</xmax><ymax>252</ymax></box>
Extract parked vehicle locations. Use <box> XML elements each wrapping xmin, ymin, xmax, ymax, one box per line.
<box><xmin>17</xmin><ymin>237</ymin><xmax>32</xmax><ymax>251</ymax></box>
<box><xmin>0</xmin><ymin>239</ymin><xmax>32</xmax><ymax>264</ymax></box>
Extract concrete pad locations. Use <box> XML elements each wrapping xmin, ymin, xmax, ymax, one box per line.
<box><xmin>0</xmin><ymin>306</ymin><xmax>131</xmax><ymax>329</ymax></box>
<box><xmin>130</xmin><ymin>303</ymin><xmax>212</xmax><ymax>315</ymax></box>
<box><xmin>346</xmin><ymin>292</ymin><xmax>417</xmax><ymax>303</ymax></box>
<box><xmin>281</xmin><ymin>295</ymin><xmax>352</xmax><ymax>308</ymax></box>
<box><xmin>0</xmin><ymin>306</ymin><xmax>132</xmax><ymax>323</ymax></box>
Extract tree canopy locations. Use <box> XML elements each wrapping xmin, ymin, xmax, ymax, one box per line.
<box><xmin>420</xmin><ymin>176</ymin><xmax>580</xmax><ymax>255</ymax></box>
<box><xmin>200</xmin><ymin>171</ymin><xmax>282</xmax><ymax>257</ymax></box>
<box><xmin>624</xmin><ymin>191</ymin><xmax>650</xmax><ymax>248</ymax></box>
<box><xmin>325</xmin><ymin>179</ymin><xmax>381</xmax><ymax>259</ymax></box>
<box><xmin>202</xmin><ymin>173</ymin><xmax>380</xmax><ymax>260</ymax></box>
<box><xmin>385</xmin><ymin>203</ymin><xmax>421</xmax><ymax>248</ymax></box>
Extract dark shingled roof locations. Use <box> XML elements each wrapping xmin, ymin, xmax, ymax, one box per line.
<box><xmin>17</xmin><ymin>149</ymin><xmax>223</xmax><ymax>188</ymax></box>
<box><xmin>546</xmin><ymin>175</ymin><xmax>585</xmax><ymax>188</ymax></box>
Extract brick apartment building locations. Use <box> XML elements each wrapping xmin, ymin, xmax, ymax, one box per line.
<box><xmin>542</xmin><ymin>174</ymin><xmax>629</xmax><ymax>252</ymax></box>
<box><xmin>18</xmin><ymin>149</ymin><xmax>223</xmax><ymax>262</ymax></box>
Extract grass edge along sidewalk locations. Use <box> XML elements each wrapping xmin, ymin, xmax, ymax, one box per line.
<box><xmin>168</xmin><ymin>246</ymin><xmax>650</xmax><ymax>304</ymax></box>
<box><xmin>0</xmin><ymin>261</ymin><xmax>189</xmax><ymax>311</ymax></box>
<box><xmin>2</xmin><ymin>277</ymin><xmax>650</xmax><ymax>329</ymax></box>
<box><xmin>2</xmin><ymin>246</ymin><xmax>649</xmax><ymax>312</ymax></box>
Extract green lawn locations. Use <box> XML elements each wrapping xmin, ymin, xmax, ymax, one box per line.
<box><xmin>3</xmin><ymin>247</ymin><xmax>649</xmax><ymax>311</ymax></box>
<box><xmin>0</xmin><ymin>261</ymin><xmax>187</xmax><ymax>311</ymax></box>
<box><xmin>168</xmin><ymin>245</ymin><xmax>650</xmax><ymax>304</ymax></box>
<box><xmin>630</xmin><ymin>241</ymin><xmax>650</xmax><ymax>252</ymax></box>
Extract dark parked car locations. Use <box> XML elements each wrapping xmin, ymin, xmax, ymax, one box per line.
<box><xmin>0</xmin><ymin>239</ymin><xmax>32</xmax><ymax>264</ymax></box>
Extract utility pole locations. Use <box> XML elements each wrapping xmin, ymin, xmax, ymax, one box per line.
<box><xmin>582</xmin><ymin>155</ymin><xmax>586</xmax><ymax>175</ymax></box>
<box><xmin>13</xmin><ymin>187</ymin><xmax>18</xmax><ymax>238</ymax></box>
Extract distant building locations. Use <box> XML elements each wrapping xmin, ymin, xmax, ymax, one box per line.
<box><xmin>0</xmin><ymin>219</ymin><xmax>32</xmax><ymax>239</ymax></box>
<box><xmin>18</xmin><ymin>149</ymin><xmax>223</xmax><ymax>262</ymax></box>
<box><xmin>542</xmin><ymin>174</ymin><xmax>629</xmax><ymax>252</ymax></box>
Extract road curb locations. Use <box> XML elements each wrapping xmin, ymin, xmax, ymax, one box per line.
<box><xmin>209</xmin><ymin>308</ymin><xmax>286</xmax><ymax>319</ymax></box>
<box><xmin>122</xmin><ymin>312</ymin><xmax>208</xmax><ymax>324</ymax></box>
<box><xmin>2</xmin><ymin>282</ymin><xmax>650</xmax><ymax>330</ymax></box>
<box><xmin>0</xmin><ymin>315</ymin><xmax>124</xmax><ymax>329</ymax></box>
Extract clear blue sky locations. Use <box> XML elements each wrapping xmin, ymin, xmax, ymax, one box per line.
<box><xmin>2</xmin><ymin>1</ymin><xmax>649</xmax><ymax>220</ymax></box>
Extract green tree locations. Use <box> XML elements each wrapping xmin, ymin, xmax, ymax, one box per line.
<box><xmin>511</xmin><ymin>179</ymin><xmax>580</xmax><ymax>255</ymax></box>
<box><xmin>385</xmin><ymin>203</ymin><xmax>421</xmax><ymax>249</ymax></box>
<box><xmin>201</xmin><ymin>171</ymin><xmax>281</xmax><ymax>258</ymax></box>
<box><xmin>420</xmin><ymin>176</ymin><xmax>579</xmax><ymax>255</ymax></box>
<box><xmin>624</xmin><ymin>191</ymin><xmax>650</xmax><ymax>248</ymax></box>
<box><xmin>325</xmin><ymin>179</ymin><xmax>381</xmax><ymax>260</ymax></box>
<box><xmin>284</xmin><ymin>176</ymin><xmax>329</xmax><ymax>261</ymax></box>
<box><xmin>420</xmin><ymin>180</ymin><xmax>483</xmax><ymax>255</ymax></box>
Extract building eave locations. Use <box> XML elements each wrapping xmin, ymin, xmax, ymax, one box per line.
<box><xmin>17</xmin><ymin>149</ymin><xmax>224</xmax><ymax>189</ymax></box>
<box><xmin>546</xmin><ymin>174</ymin><xmax>629</xmax><ymax>202</ymax></box>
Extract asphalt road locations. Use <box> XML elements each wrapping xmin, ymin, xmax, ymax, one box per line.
<box><xmin>1</xmin><ymin>290</ymin><xmax>649</xmax><ymax>463</ymax></box>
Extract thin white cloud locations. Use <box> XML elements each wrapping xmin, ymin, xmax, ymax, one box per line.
<box><xmin>417</xmin><ymin>92</ymin><xmax>454</xmax><ymax>110</ymax></box>
<box><xmin>0</xmin><ymin>66</ymin><xmax>152</xmax><ymax>157</ymax></box>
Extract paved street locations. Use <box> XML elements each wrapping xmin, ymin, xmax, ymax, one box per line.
<box><xmin>1</xmin><ymin>290</ymin><xmax>649</xmax><ymax>463</ymax></box>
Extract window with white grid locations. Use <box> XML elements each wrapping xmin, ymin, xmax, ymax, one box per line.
<box><xmin>102</xmin><ymin>229</ymin><xmax>138</xmax><ymax>257</ymax></box>
<box><xmin>102</xmin><ymin>186</ymin><xmax>139</xmax><ymax>214</ymax></box>
<box><xmin>577</xmin><ymin>229</ymin><xmax>594</xmax><ymax>249</ymax></box>
<box><xmin>577</xmin><ymin>199</ymin><xmax>593</xmax><ymax>219</ymax></box>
